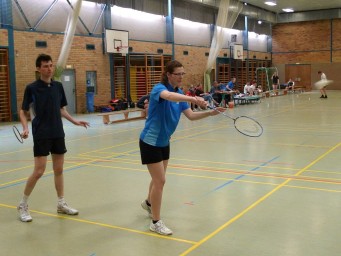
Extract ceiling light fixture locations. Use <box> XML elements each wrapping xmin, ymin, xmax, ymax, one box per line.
<box><xmin>265</xmin><ymin>1</ymin><xmax>277</xmax><ymax>6</ymax></box>
<box><xmin>282</xmin><ymin>8</ymin><xmax>294</xmax><ymax>12</ymax></box>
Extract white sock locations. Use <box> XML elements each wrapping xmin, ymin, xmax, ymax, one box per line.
<box><xmin>20</xmin><ymin>195</ymin><xmax>29</xmax><ymax>205</ymax></box>
<box><xmin>58</xmin><ymin>196</ymin><xmax>65</xmax><ymax>205</ymax></box>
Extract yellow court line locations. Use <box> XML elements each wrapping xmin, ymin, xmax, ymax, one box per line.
<box><xmin>74</xmin><ymin>156</ymin><xmax>341</xmax><ymax>185</ymax></box>
<box><xmin>0</xmin><ymin>125</ymin><xmax>145</xmax><ymax>157</ymax></box>
<box><xmin>0</xmin><ymin>164</ymin><xmax>34</xmax><ymax>175</ymax></box>
<box><xmin>179</xmin><ymin>141</ymin><xmax>341</xmax><ymax>256</ymax></box>
<box><xmin>59</xmin><ymin>161</ymin><xmax>341</xmax><ymax>192</ymax></box>
<box><xmin>102</xmin><ymin>156</ymin><xmax>330</xmax><ymax>179</ymax></box>
<box><xmin>62</xmin><ymin>150</ymin><xmax>341</xmax><ymax>188</ymax></box>
<box><xmin>0</xmin><ymin>148</ymin><xmax>31</xmax><ymax>156</ymax></box>
<box><xmin>185</xmin><ymin>138</ymin><xmax>331</xmax><ymax>149</ymax></box>
<box><xmin>285</xmin><ymin>184</ymin><xmax>341</xmax><ymax>193</ymax></box>
<box><xmin>76</xmin><ymin>123</ymin><xmax>223</xmax><ymax>156</ymax></box>
<box><xmin>0</xmin><ymin>203</ymin><xmax>196</xmax><ymax>245</ymax></box>
<box><xmin>75</xmin><ymin>153</ymin><xmax>340</xmax><ymax>178</ymax></box>
<box><xmin>0</xmin><ymin>157</ymin><xmax>106</xmax><ymax>187</ymax></box>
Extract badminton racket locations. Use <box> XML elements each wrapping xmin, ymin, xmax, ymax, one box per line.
<box><xmin>209</xmin><ymin>107</ymin><xmax>263</xmax><ymax>137</ymax></box>
<box><xmin>12</xmin><ymin>125</ymin><xmax>24</xmax><ymax>143</ymax></box>
<box><xmin>314</xmin><ymin>79</ymin><xmax>333</xmax><ymax>89</ymax></box>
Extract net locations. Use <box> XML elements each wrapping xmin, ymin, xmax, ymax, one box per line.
<box><xmin>55</xmin><ymin>0</ymin><xmax>83</xmax><ymax>80</ymax></box>
<box><xmin>205</xmin><ymin>0</ymin><xmax>243</xmax><ymax>92</ymax></box>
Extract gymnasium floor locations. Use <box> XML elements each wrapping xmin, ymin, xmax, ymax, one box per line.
<box><xmin>0</xmin><ymin>90</ymin><xmax>340</xmax><ymax>256</ymax></box>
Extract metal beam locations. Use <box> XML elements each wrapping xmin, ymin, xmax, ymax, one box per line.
<box><xmin>12</xmin><ymin>0</ymin><xmax>32</xmax><ymax>29</ymax></box>
<box><xmin>66</xmin><ymin>0</ymin><xmax>91</xmax><ymax>35</ymax></box>
<box><xmin>33</xmin><ymin>0</ymin><xmax>59</xmax><ymax>30</ymax></box>
<box><xmin>166</xmin><ymin>0</ymin><xmax>174</xmax><ymax>60</ymax></box>
<box><xmin>277</xmin><ymin>8</ymin><xmax>341</xmax><ymax>23</ymax></box>
<box><xmin>92</xmin><ymin>4</ymin><xmax>106</xmax><ymax>35</ymax></box>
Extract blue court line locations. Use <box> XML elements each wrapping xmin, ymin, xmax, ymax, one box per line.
<box><xmin>186</xmin><ymin>155</ymin><xmax>280</xmax><ymax>204</ymax></box>
<box><xmin>212</xmin><ymin>155</ymin><xmax>280</xmax><ymax>192</ymax></box>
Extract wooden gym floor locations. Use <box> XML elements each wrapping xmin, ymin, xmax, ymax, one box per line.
<box><xmin>0</xmin><ymin>90</ymin><xmax>340</xmax><ymax>256</ymax></box>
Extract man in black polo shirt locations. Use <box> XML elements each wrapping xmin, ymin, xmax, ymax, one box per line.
<box><xmin>17</xmin><ymin>54</ymin><xmax>89</xmax><ymax>222</ymax></box>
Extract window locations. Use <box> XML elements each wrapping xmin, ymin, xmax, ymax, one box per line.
<box><xmin>86</xmin><ymin>71</ymin><xmax>97</xmax><ymax>94</ymax></box>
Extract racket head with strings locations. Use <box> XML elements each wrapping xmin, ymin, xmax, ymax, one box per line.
<box><xmin>233</xmin><ymin>116</ymin><xmax>263</xmax><ymax>137</ymax></box>
<box><xmin>13</xmin><ymin>125</ymin><xmax>24</xmax><ymax>143</ymax></box>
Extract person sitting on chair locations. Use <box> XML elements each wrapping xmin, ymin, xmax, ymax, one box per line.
<box><xmin>244</xmin><ymin>81</ymin><xmax>254</xmax><ymax>95</ymax></box>
<box><xmin>195</xmin><ymin>83</ymin><xmax>219</xmax><ymax>108</ymax></box>
<box><xmin>287</xmin><ymin>78</ymin><xmax>295</xmax><ymax>91</ymax></box>
<box><xmin>210</xmin><ymin>81</ymin><xmax>222</xmax><ymax>105</ymax></box>
<box><xmin>253</xmin><ymin>81</ymin><xmax>263</xmax><ymax>95</ymax></box>
<box><xmin>185</xmin><ymin>84</ymin><xmax>196</xmax><ymax>110</ymax></box>
<box><xmin>224</xmin><ymin>78</ymin><xmax>240</xmax><ymax>103</ymax></box>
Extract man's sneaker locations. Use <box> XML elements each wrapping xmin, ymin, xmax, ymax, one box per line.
<box><xmin>325</xmin><ymin>95</ymin><xmax>328</xmax><ymax>98</ymax></box>
<box><xmin>17</xmin><ymin>204</ymin><xmax>33</xmax><ymax>222</ymax></box>
<box><xmin>57</xmin><ymin>202</ymin><xmax>79</xmax><ymax>215</ymax></box>
<box><xmin>141</xmin><ymin>200</ymin><xmax>152</xmax><ymax>218</ymax></box>
<box><xmin>150</xmin><ymin>220</ymin><xmax>173</xmax><ymax>235</ymax></box>
<box><xmin>320</xmin><ymin>95</ymin><xmax>325</xmax><ymax>98</ymax></box>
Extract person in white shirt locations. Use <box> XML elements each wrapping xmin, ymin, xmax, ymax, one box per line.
<box><xmin>318</xmin><ymin>71</ymin><xmax>327</xmax><ymax>98</ymax></box>
<box><xmin>244</xmin><ymin>81</ymin><xmax>254</xmax><ymax>95</ymax></box>
<box><xmin>251</xmin><ymin>80</ymin><xmax>262</xmax><ymax>95</ymax></box>
<box><xmin>287</xmin><ymin>78</ymin><xmax>295</xmax><ymax>91</ymax></box>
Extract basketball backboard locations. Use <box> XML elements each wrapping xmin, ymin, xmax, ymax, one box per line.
<box><xmin>105</xmin><ymin>29</ymin><xmax>129</xmax><ymax>55</ymax></box>
<box><xmin>232</xmin><ymin>44</ymin><xmax>243</xmax><ymax>60</ymax></box>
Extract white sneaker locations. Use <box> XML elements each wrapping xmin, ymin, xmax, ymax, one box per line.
<box><xmin>57</xmin><ymin>202</ymin><xmax>79</xmax><ymax>215</ymax></box>
<box><xmin>17</xmin><ymin>204</ymin><xmax>33</xmax><ymax>222</ymax></box>
<box><xmin>150</xmin><ymin>220</ymin><xmax>172</xmax><ymax>235</ymax></box>
<box><xmin>141</xmin><ymin>200</ymin><xmax>152</xmax><ymax>218</ymax></box>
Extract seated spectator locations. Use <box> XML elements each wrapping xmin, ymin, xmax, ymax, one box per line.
<box><xmin>251</xmin><ymin>80</ymin><xmax>262</xmax><ymax>95</ymax></box>
<box><xmin>186</xmin><ymin>84</ymin><xmax>196</xmax><ymax>110</ymax></box>
<box><xmin>244</xmin><ymin>81</ymin><xmax>254</xmax><ymax>95</ymax></box>
<box><xmin>223</xmin><ymin>78</ymin><xmax>240</xmax><ymax>104</ymax></box>
<box><xmin>287</xmin><ymin>78</ymin><xmax>295</xmax><ymax>91</ymax></box>
<box><xmin>210</xmin><ymin>81</ymin><xmax>222</xmax><ymax>104</ymax></box>
<box><xmin>226</xmin><ymin>78</ymin><xmax>236</xmax><ymax>91</ymax></box>
<box><xmin>195</xmin><ymin>83</ymin><xmax>219</xmax><ymax>108</ymax></box>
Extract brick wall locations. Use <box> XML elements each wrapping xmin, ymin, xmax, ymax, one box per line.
<box><xmin>0</xmin><ymin>29</ymin><xmax>8</xmax><ymax>46</ymax></box>
<box><xmin>4</xmin><ymin>30</ymin><xmax>269</xmax><ymax>114</ymax></box>
<box><xmin>272</xmin><ymin>19</ymin><xmax>341</xmax><ymax>89</ymax></box>
<box><xmin>13</xmin><ymin>31</ymin><xmax>110</xmax><ymax>113</ymax></box>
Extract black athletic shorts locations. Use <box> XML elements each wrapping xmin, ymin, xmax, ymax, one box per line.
<box><xmin>33</xmin><ymin>138</ymin><xmax>67</xmax><ymax>157</ymax></box>
<box><xmin>139</xmin><ymin>139</ymin><xmax>170</xmax><ymax>164</ymax></box>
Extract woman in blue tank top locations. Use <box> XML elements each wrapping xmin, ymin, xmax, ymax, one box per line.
<box><xmin>139</xmin><ymin>60</ymin><xmax>225</xmax><ymax>235</ymax></box>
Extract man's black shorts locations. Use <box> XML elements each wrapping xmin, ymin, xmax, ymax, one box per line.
<box><xmin>33</xmin><ymin>138</ymin><xmax>67</xmax><ymax>157</ymax></box>
<box><xmin>139</xmin><ymin>139</ymin><xmax>170</xmax><ymax>164</ymax></box>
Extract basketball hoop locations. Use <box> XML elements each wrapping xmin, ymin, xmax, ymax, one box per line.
<box><xmin>115</xmin><ymin>46</ymin><xmax>129</xmax><ymax>56</ymax></box>
<box><xmin>233</xmin><ymin>44</ymin><xmax>243</xmax><ymax>60</ymax></box>
<box><xmin>105</xmin><ymin>29</ymin><xmax>129</xmax><ymax>54</ymax></box>
<box><xmin>237</xmin><ymin>50</ymin><xmax>242</xmax><ymax>58</ymax></box>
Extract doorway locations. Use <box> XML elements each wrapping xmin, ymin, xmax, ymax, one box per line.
<box><xmin>285</xmin><ymin>64</ymin><xmax>311</xmax><ymax>91</ymax></box>
<box><xmin>61</xmin><ymin>69</ymin><xmax>76</xmax><ymax>114</ymax></box>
